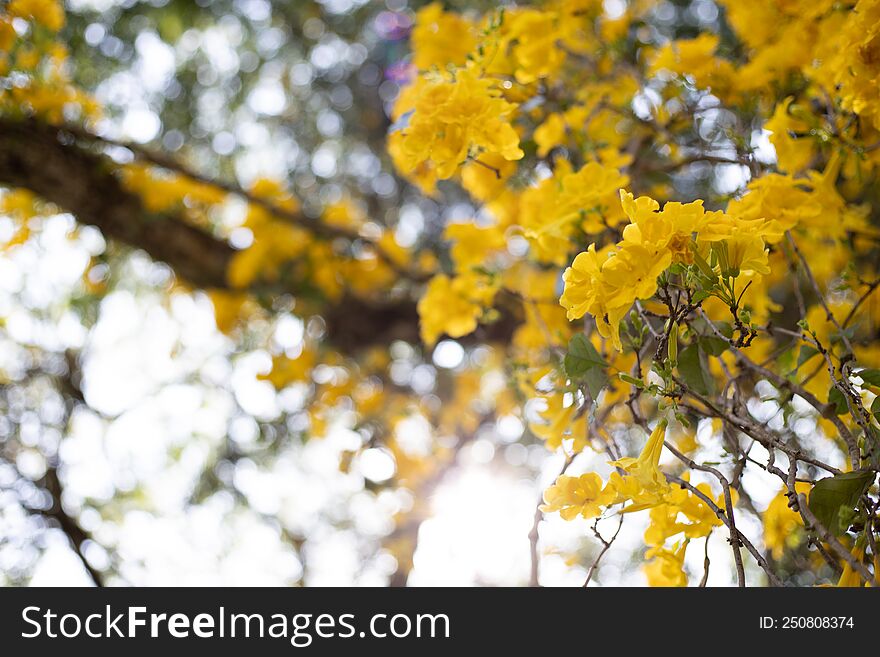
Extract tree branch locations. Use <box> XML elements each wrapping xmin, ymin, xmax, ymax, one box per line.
<box><xmin>36</xmin><ymin>464</ymin><xmax>105</xmax><ymax>587</ymax></box>
<box><xmin>0</xmin><ymin>119</ymin><xmax>233</xmax><ymax>289</ymax></box>
<box><xmin>0</xmin><ymin>119</ymin><xmax>521</xmax><ymax>351</ymax></box>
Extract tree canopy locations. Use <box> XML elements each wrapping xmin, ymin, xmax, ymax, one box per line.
<box><xmin>1</xmin><ymin>0</ymin><xmax>880</xmax><ymax>587</ymax></box>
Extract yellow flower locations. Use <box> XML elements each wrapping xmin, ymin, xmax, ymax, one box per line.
<box><xmin>460</xmin><ymin>152</ymin><xmax>517</xmax><ymax>202</ymax></box>
<box><xmin>644</xmin><ymin>542</ymin><xmax>689</xmax><ymax>587</ymax></box>
<box><xmin>836</xmin><ymin>544</ymin><xmax>866</xmax><ymax>588</ymax></box>
<box><xmin>207</xmin><ymin>289</ymin><xmax>257</xmax><ymax>334</ymax></box>
<box><xmin>259</xmin><ymin>351</ymin><xmax>317</xmax><ymax>389</ymax></box>
<box><xmin>604</xmin><ymin>470</ymin><xmax>659</xmax><ymax>509</ymax></box>
<box><xmin>644</xmin><ymin>479</ymin><xmax>731</xmax><ymax>547</ymax></box>
<box><xmin>765</xmin><ymin>98</ymin><xmax>815</xmax><ymax>173</ymax></box>
<box><xmin>540</xmin><ymin>473</ymin><xmax>615</xmax><ymax>520</ymax></box>
<box><xmin>411</xmin><ymin>2</ymin><xmax>477</xmax><ymax>70</ymax></box>
<box><xmin>677</xmin><ymin>483</ymin><xmax>732</xmax><ymax>538</ymax></box>
<box><xmin>602</xmin><ymin>421</ymin><xmax>674</xmax><ymax>515</ymax></box>
<box><xmin>649</xmin><ymin>34</ymin><xmax>736</xmax><ymax>99</ymax></box>
<box><xmin>504</xmin><ymin>9</ymin><xmax>568</xmax><ymax>84</ymax></box>
<box><xmin>610</xmin><ymin>420</ymin><xmax>671</xmax><ymax>499</ymax></box>
<box><xmin>644</xmin><ymin>501</ymin><xmax>687</xmax><ymax>547</ymax></box>
<box><xmin>0</xmin><ymin>188</ymin><xmax>40</xmax><ymax>219</ymax></box>
<box><xmin>561</xmin><ymin>189</ymin><xmax>724</xmax><ymax>351</ymax></box>
<box><xmin>528</xmin><ymin>392</ymin><xmax>587</xmax><ymax>452</ymax></box>
<box><xmin>601</xmin><ymin>239</ymin><xmax>671</xmax><ymax>303</ymax></box>
<box><xmin>534</xmin><ymin>113</ymin><xmax>566</xmax><ymax>158</ymax></box>
<box><xmin>444</xmin><ymin>222</ymin><xmax>506</xmax><ymax>272</ymax></box>
<box><xmin>8</xmin><ymin>0</ymin><xmax>65</xmax><ymax>32</ymax></box>
<box><xmin>762</xmin><ymin>483</ymin><xmax>810</xmax><ymax>560</ymax></box>
<box><xmin>523</xmin><ymin>160</ymin><xmax>629</xmax><ymax>263</ymax></box>
<box><xmin>619</xmin><ymin>189</ymin><xmax>712</xmax><ymax>265</ymax></box>
<box><xmin>395</xmin><ymin>64</ymin><xmax>523</xmax><ymax>181</ymax></box>
<box><xmin>559</xmin><ymin>244</ymin><xmax>609</xmax><ymax>320</ymax></box>
<box><xmin>417</xmin><ymin>272</ymin><xmax>497</xmax><ymax>346</ymax></box>
<box><xmin>833</xmin><ymin>0</ymin><xmax>880</xmax><ymax>131</ymax></box>
<box><xmin>560</xmin><ymin>238</ymin><xmax>669</xmax><ymax>352</ymax></box>
<box><xmin>725</xmin><ymin>158</ymin><xmax>868</xmax><ymax>242</ymax></box>
<box><xmin>719</xmin><ymin>233</ymin><xmax>770</xmax><ymax>277</ymax></box>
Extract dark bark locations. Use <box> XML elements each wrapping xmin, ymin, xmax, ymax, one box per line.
<box><xmin>38</xmin><ymin>465</ymin><xmax>105</xmax><ymax>587</ymax></box>
<box><xmin>0</xmin><ymin>119</ymin><xmax>521</xmax><ymax>349</ymax></box>
<box><xmin>0</xmin><ymin>119</ymin><xmax>234</xmax><ymax>289</ymax></box>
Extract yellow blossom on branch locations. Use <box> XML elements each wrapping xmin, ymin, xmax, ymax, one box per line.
<box><xmin>392</xmin><ymin>63</ymin><xmax>523</xmax><ymax>181</ymax></box>
<box><xmin>540</xmin><ymin>473</ymin><xmax>615</xmax><ymax>520</ymax></box>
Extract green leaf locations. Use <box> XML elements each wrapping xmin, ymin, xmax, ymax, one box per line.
<box><xmin>808</xmin><ymin>471</ymin><xmax>875</xmax><ymax>536</ymax></box>
<box><xmin>691</xmin><ymin>248</ymin><xmax>716</xmax><ymax>280</ymax></box>
<box><xmin>776</xmin><ymin>348</ymin><xmax>795</xmax><ymax>374</ymax></box>
<box><xmin>716</xmin><ymin>321</ymin><xmax>734</xmax><ymax>339</ymax></box>
<box><xmin>795</xmin><ymin>345</ymin><xmax>819</xmax><ymax>370</ymax></box>
<box><xmin>865</xmin><ymin>425</ymin><xmax>880</xmax><ymax>471</ymax></box>
<box><xmin>828</xmin><ymin>386</ymin><xmax>848</xmax><ymax>415</ymax></box>
<box><xmin>857</xmin><ymin>368</ymin><xmax>880</xmax><ymax>387</ymax></box>
<box><xmin>564</xmin><ymin>334</ymin><xmax>608</xmax><ymax>399</ymax></box>
<box><xmin>563</xmin><ymin>334</ymin><xmax>607</xmax><ymax>378</ymax></box>
<box><xmin>667</xmin><ymin>322</ymin><xmax>679</xmax><ymax>364</ymax></box>
<box><xmin>584</xmin><ymin>366</ymin><xmax>608</xmax><ymax>400</ymax></box>
<box><xmin>618</xmin><ymin>373</ymin><xmax>644</xmax><ymax>388</ymax></box>
<box><xmin>678</xmin><ymin>343</ymin><xmax>714</xmax><ymax>396</ymax></box>
<box><xmin>871</xmin><ymin>395</ymin><xmax>880</xmax><ymax>421</ymax></box>
<box><xmin>830</xmin><ymin>326</ymin><xmax>857</xmax><ymax>348</ymax></box>
<box><xmin>699</xmin><ymin>335</ymin><xmax>729</xmax><ymax>357</ymax></box>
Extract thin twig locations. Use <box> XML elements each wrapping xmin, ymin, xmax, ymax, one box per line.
<box><xmin>583</xmin><ymin>515</ymin><xmax>624</xmax><ymax>587</ymax></box>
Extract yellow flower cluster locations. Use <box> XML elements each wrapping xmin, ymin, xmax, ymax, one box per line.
<box><xmin>0</xmin><ymin>188</ymin><xmax>41</xmax><ymax>250</ymax></box>
<box><xmin>227</xmin><ymin>179</ymin><xmax>306</xmax><ymax>289</ymax></box>
<box><xmin>560</xmin><ymin>189</ymin><xmax>785</xmax><ymax>350</ymax></box>
<box><xmin>392</xmin><ymin>1</ymin><xmax>617</xmax><ymax>194</ymax></box>
<box><xmin>1</xmin><ymin>1</ymin><xmax>99</xmax><ymax>124</ymax></box>
<box><xmin>650</xmin><ymin>34</ymin><xmax>737</xmax><ymax>100</ymax></box>
<box><xmin>540</xmin><ymin>472</ymin><xmax>611</xmax><ymax>520</ymax></box>
<box><xmin>121</xmin><ymin>164</ymin><xmax>227</xmax><ymax>219</ymax></box>
<box><xmin>415</xmin><ymin>218</ymin><xmax>510</xmax><ymax>346</ymax></box>
<box><xmin>409</xmin><ymin>2</ymin><xmax>477</xmax><ymax>71</ymax></box>
<box><xmin>532</xmin><ymin>77</ymin><xmax>638</xmax><ymax>159</ymax></box>
<box><xmin>528</xmin><ymin>387</ymin><xmax>588</xmax><ymax>452</ymax></box>
<box><xmin>227</xmin><ymin>183</ymin><xmax>417</xmax><ymax>303</ymax></box>
<box><xmin>542</xmin><ymin>420</ymin><xmax>736</xmax><ymax>586</ymax></box>
<box><xmin>417</xmin><ymin>272</ymin><xmax>498</xmax><ymax>346</ymax></box>
<box><xmin>762</xmin><ymin>484</ymin><xmax>810</xmax><ymax>560</ymax></box>
<box><xmin>834</xmin><ymin>0</ymin><xmax>880</xmax><ymax>130</ymax></box>
<box><xmin>542</xmin><ymin>421</ymin><xmax>671</xmax><ymax>520</ymax></box>
<box><xmin>7</xmin><ymin>0</ymin><xmax>64</xmax><ymax>33</ymax></box>
<box><xmin>520</xmin><ymin>159</ymin><xmax>629</xmax><ymax>265</ymax></box>
<box><xmin>657</xmin><ymin>0</ymin><xmax>880</xmax><ymax>136</ymax></box>
<box><xmin>390</xmin><ymin>0</ymin><xmax>880</xmax><ymax>586</ymax></box>
<box><xmin>390</xmin><ymin>64</ymin><xmax>523</xmax><ymax>184</ymax></box>
<box><xmin>642</xmin><ymin>479</ymin><xmax>732</xmax><ymax>586</ymax></box>
<box><xmin>643</xmin><ymin>543</ymin><xmax>689</xmax><ymax>587</ymax></box>
<box><xmin>409</xmin><ymin>2</ymin><xmax>599</xmax><ymax>81</ymax></box>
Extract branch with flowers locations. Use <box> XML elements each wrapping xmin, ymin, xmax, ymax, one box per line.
<box><xmin>388</xmin><ymin>1</ymin><xmax>880</xmax><ymax>587</ymax></box>
<box><xmin>2</xmin><ymin>0</ymin><xmax>880</xmax><ymax>586</ymax></box>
